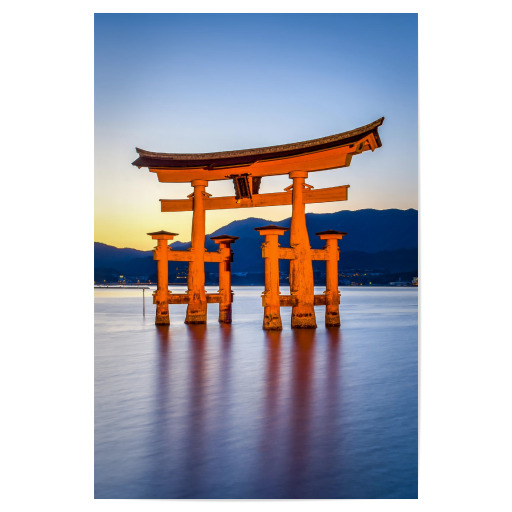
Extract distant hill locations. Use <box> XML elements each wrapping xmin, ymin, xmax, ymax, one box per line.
<box><xmin>207</xmin><ymin>208</ymin><xmax>418</xmax><ymax>252</ymax></box>
<box><xmin>94</xmin><ymin>209</ymin><xmax>418</xmax><ymax>282</ymax></box>
<box><xmin>94</xmin><ymin>242</ymin><xmax>151</xmax><ymax>268</ymax></box>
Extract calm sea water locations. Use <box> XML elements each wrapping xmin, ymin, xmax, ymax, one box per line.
<box><xmin>95</xmin><ymin>286</ymin><xmax>418</xmax><ymax>499</ymax></box>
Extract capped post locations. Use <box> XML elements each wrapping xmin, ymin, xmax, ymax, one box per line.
<box><xmin>147</xmin><ymin>230</ymin><xmax>179</xmax><ymax>325</ymax></box>
<box><xmin>210</xmin><ymin>234</ymin><xmax>239</xmax><ymax>324</ymax></box>
<box><xmin>255</xmin><ymin>226</ymin><xmax>289</xmax><ymax>330</ymax></box>
<box><xmin>316</xmin><ymin>230</ymin><xmax>347</xmax><ymax>327</ymax></box>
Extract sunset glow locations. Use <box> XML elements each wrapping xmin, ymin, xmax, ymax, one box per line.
<box><xmin>95</xmin><ymin>13</ymin><xmax>417</xmax><ymax>250</ymax></box>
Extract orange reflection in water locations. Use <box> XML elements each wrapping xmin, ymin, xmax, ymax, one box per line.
<box><xmin>253</xmin><ymin>328</ymin><xmax>343</xmax><ymax>496</ymax></box>
<box><xmin>96</xmin><ymin>288</ymin><xmax>417</xmax><ymax>499</ymax></box>
<box><xmin>152</xmin><ymin>322</ymin><xmax>343</xmax><ymax>497</ymax></box>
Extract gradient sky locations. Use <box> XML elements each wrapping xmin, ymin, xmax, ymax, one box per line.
<box><xmin>95</xmin><ymin>13</ymin><xmax>417</xmax><ymax>250</ymax></box>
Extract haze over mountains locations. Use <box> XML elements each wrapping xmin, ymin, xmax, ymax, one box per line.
<box><xmin>95</xmin><ymin>209</ymin><xmax>418</xmax><ymax>283</ymax></box>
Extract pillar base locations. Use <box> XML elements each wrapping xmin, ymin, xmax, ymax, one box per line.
<box><xmin>155</xmin><ymin>304</ymin><xmax>170</xmax><ymax>326</ymax></box>
<box><xmin>291</xmin><ymin>304</ymin><xmax>317</xmax><ymax>329</ymax></box>
<box><xmin>185</xmin><ymin>303</ymin><xmax>207</xmax><ymax>324</ymax></box>
<box><xmin>325</xmin><ymin>306</ymin><xmax>340</xmax><ymax>327</ymax></box>
<box><xmin>263</xmin><ymin>307</ymin><xmax>282</xmax><ymax>330</ymax></box>
<box><xmin>219</xmin><ymin>304</ymin><xmax>232</xmax><ymax>324</ymax></box>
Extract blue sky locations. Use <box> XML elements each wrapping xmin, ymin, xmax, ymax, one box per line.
<box><xmin>95</xmin><ymin>13</ymin><xmax>417</xmax><ymax>249</ymax></box>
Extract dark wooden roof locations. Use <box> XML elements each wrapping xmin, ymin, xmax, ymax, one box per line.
<box><xmin>147</xmin><ymin>230</ymin><xmax>179</xmax><ymax>236</ymax></box>
<box><xmin>133</xmin><ymin>118</ymin><xmax>384</xmax><ymax>170</ymax></box>
<box><xmin>254</xmin><ymin>225</ymin><xmax>290</xmax><ymax>232</ymax></box>
<box><xmin>209</xmin><ymin>234</ymin><xmax>240</xmax><ymax>241</ymax></box>
<box><xmin>315</xmin><ymin>230</ymin><xmax>348</xmax><ymax>236</ymax></box>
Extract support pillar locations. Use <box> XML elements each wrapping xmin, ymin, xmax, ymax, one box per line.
<box><xmin>316</xmin><ymin>230</ymin><xmax>347</xmax><ymax>327</ymax></box>
<box><xmin>289</xmin><ymin>171</ymin><xmax>317</xmax><ymax>328</ymax></box>
<box><xmin>210</xmin><ymin>235</ymin><xmax>239</xmax><ymax>324</ymax></box>
<box><xmin>186</xmin><ymin>179</ymin><xmax>208</xmax><ymax>324</ymax></box>
<box><xmin>147</xmin><ymin>230</ymin><xmax>179</xmax><ymax>325</ymax></box>
<box><xmin>255</xmin><ymin>225</ymin><xmax>289</xmax><ymax>330</ymax></box>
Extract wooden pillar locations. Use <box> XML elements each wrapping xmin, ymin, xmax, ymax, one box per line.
<box><xmin>316</xmin><ymin>230</ymin><xmax>347</xmax><ymax>327</ymax></box>
<box><xmin>186</xmin><ymin>179</ymin><xmax>208</xmax><ymax>324</ymax></box>
<box><xmin>289</xmin><ymin>171</ymin><xmax>317</xmax><ymax>329</ymax></box>
<box><xmin>210</xmin><ymin>235</ymin><xmax>239</xmax><ymax>324</ymax></box>
<box><xmin>147</xmin><ymin>230</ymin><xmax>178</xmax><ymax>325</ymax></box>
<box><xmin>255</xmin><ymin>225</ymin><xmax>289</xmax><ymax>330</ymax></box>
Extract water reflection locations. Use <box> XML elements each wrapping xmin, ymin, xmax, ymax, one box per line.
<box><xmin>148</xmin><ymin>325</ymin><xmax>173</xmax><ymax>497</ymax></box>
<box><xmin>253</xmin><ymin>328</ymin><xmax>344</xmax><ymax>497</ymax></box>
<box><xmin>155</xmin><ymin>324</ymin><xmax>170</xmax><ymax>345</ymax></box>
<box><xmin>286</xmin><ymin>330</ymin><xmax>316</xmax><ymax>496</ymax></box>
<box><xmin>151</xmin><ymin>323</ymin><xmax>348</xmax><ymax>497</ymax></box>
<box><xmin>326</xmin><ymin>328</ymin><xmax>341</xmax><ymax>419</ymax></box>
<box><xmin>257</xmin><ymin>330</ymin><xmax>283</xmax><ymax>495</ymax></box>
<box><xmin>184</xmin><ymin>325</ymin><xmax>208</xmax><ymax>497</ymax></box>
<box><xmin>96</xmin><ymin>288</ymin><xmax>417</xmax><ymax>498</ymax></box>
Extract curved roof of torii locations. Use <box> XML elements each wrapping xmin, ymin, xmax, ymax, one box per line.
<box><xmin>132</xmin><ymin>117</ymin><xmax>384</xmax><ymax>183</ymax></box>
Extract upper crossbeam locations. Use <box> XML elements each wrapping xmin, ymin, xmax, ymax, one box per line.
<box><xmin>161</xmin><ymin>185</ymin><xmax>349</xmax><ymax>212</ymax></box>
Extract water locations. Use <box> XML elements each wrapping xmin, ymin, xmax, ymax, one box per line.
<box><xmin>95</xmin><ymin>286</ymin><xmax>418</xmax><ymax>499</ymax></box>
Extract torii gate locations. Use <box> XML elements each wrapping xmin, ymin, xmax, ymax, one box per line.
<box><xmin>134</xmin><ymin>117</ymin><xmax>384</xmax><ymax>328</ymax></box>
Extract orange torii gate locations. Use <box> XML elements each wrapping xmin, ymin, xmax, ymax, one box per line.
<box><xmin>134</xmin><ymin>117</ymin><xmax>384</xmax><ymax>328</ymax></box>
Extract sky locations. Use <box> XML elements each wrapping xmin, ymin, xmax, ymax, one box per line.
<box><xmin>95</xmin><ymin>13</ymin><xmax>417</xmax><ymax>250</ymax></box>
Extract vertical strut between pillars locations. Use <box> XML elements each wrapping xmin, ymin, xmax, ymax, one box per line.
<box><xmin>289</xmin><ymin>171</ymin><xmax>317</xmax><ymax>328</ymax></box>
<box><xmin>255</xmin><ymin>226</ymin><xmax>289</xmax><ymax>330</ymax></box>
<box><xmin>186</xmin><ymin>179</ymin><xmax>208</xmax><ymax>324</ymax></box>
<box><xmin>211</xmin><ymin>235</ymin><xmax>239</xmax><ymax>324</ymax></box>
<box><xmin>147</xmin><ymin>230</ymin><xmax>179</xmax><ymax>326</ymax></box>
<box><xmin>316</xmin><ymin>230</ymin><xmax>347</xmax><ymax>327</ymax></box>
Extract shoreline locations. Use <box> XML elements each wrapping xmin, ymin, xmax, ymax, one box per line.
<box><xmin>94</xmin><ymin>284</ymin><xmax>418</xmax><ymax>289</ymax></box>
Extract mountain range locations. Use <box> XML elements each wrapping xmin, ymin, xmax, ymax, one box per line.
<box><xmin>95</xmin><ymin>208</ymin><xmax>418</xmax><ymax>283</ymax></box>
